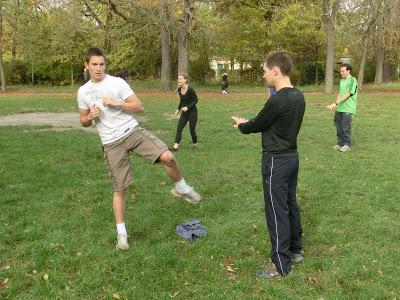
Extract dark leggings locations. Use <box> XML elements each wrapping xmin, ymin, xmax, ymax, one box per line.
<box><xmin>175</xmin><ymin>110</ymin><xmax>198</xmax><ymax>144</ymax></box>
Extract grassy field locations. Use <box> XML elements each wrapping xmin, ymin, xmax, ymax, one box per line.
<box><xmin>1</xmin><ymin>85</ymin><xmax>400</xmax><ymax>299</ymax></box>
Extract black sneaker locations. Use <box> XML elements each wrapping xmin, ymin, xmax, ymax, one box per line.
<box><xmin>256</xmin><ymin>262</ymin><xmax>282</xmax><ymax>280</ymax></box>
<box><xmin>290</xmin><ymin>251</ymin><xmax>304</xmax><ymax>264</ymax></box>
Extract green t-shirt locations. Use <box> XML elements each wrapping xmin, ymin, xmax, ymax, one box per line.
<box><xmin>337</xmin><ymin>76</ymin><xmax>358</xmax><ymax>114</ymax></box>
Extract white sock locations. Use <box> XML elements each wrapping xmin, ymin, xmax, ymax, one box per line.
<box><xmin>116</xmin><ymin>223</ymin><xmax>127</xmax><ymax>236</ymax></box>
<box><xmin>175</xmin><ymin>178</ymin><xmax>189</xmax><ymax>193</ymax></box>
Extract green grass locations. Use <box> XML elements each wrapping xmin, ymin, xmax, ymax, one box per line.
<box><xmin>3</xmin><ymin>80</ymin><xmax>400</xmax><ymax>94</ymax></box>
<box><xmin>1</xmin><ymin>86</ymin><xmax>400</xmax><ymax>299</ymax></box>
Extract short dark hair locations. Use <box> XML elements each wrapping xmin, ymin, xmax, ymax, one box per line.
<box><xmin>85</xmin><ymin>48</ymin><xmax>106</xmax><ymax>63</ymax></box>
<box><xmin>263</xmin><ymin>52</ymin><xmax>293</xmax><ymax>76</ymax></box>
<box><xmin>341</xmin><ymin>63</ymin><xmax>352</xmax><ymax>73</ymax></box>
<box><xmin>178</xmin><ymin>73</ymin><xmax>189</xmax><ymax>82</ymax></box>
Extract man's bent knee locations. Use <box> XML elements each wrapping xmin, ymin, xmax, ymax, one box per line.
<box><xmin>159</xmin><ymin>150</ymin><xmax>176</xmax><ymax>167</ymax></box>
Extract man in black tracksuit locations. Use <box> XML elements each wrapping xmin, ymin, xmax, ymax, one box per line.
<box><xmin>232</xmin><ymin>52</ymin><xmax>305</xmax><ymax>279</ymax></box>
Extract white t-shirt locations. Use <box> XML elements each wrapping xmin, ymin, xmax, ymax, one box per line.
<box><xmin>77</xmin><ymin>75</ymin><xmax>139</xmax><ymax>145</ymax></box>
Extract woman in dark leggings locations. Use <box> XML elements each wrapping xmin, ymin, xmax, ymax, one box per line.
<box><xmin>173</xmin><ymin>73</ymin><xmax>198</xmax><ymax>151</ymax></box>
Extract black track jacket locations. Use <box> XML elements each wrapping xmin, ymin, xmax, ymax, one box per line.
<box><xmin>238</xmin><ymin>87</ymin><xmax>305</xmax><ymax>155</ymax></box>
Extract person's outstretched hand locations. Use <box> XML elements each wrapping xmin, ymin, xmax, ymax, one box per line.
<box><xmin>232</xmin><ymin>116</ymin><xmax>248</xmax><ymax>128</ymax></box>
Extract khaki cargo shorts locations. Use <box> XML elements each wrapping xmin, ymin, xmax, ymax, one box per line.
<box><xmin>103</xmin><ymin>126</ymin><xmax>169</xmax><ymax>191</ymax></box>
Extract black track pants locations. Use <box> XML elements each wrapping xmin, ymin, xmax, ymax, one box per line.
<box><xmin>261</xmin><ymin>153</ymin><xmax>303</xmax><ymax>275</ymax></box>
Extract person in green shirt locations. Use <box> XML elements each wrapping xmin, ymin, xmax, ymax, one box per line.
<box><xmin>327</xmin><ymin>64</ymin><xmax>358</xmax><ymax>152</ymax></box>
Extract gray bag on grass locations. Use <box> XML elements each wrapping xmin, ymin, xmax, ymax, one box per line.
<box><xmin>175</xmin><ymin>219</ymin><xmax>207</xmax><ymax>242</ymax></box>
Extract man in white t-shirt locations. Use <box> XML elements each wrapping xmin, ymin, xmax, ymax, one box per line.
<box><xmin>77</xmin><ymin>48</ymin><xmax>201</xmax><ymax>250</ymax></box>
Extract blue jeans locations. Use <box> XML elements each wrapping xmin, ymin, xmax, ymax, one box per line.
<box><xmin>334</xmin><ymin>111</ymin><xmax>352</xmax><ymax>147</ymax></box>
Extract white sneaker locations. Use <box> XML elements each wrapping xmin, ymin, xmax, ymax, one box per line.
<box><xmin>332</xmin><ymin>145</ymin><xmax>341</xmax><ymax>151</ymax></box>
<box><xmin>116</xmin><ymin>234</ymin><xmax>129</xmax><ymax>250</ymax></box>
<box><xmin>171</xmin><ymin>186</ymin><xmax>201</xmax><ymax>204</ymax></box>
<box><xmin>339</xmin><ymin>145</ymin><xmax>351</xmax><ymax>152</ymax></box>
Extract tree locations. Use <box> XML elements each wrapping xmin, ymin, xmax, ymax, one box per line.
<box><xmin>48</xmin><ymin>4</ymin><xmax>93</xmax><ymax>85</ymax></box>
<box><xmin>160</xmin><ymin>0</ymin><xmax>171</xmax><ymax>90</ymax></box>
<box><xmin>177</xmin><ymin>0</ymin><xmax>194</xmax><ymax>74</ymax></box>
<box><xmin>373</xmin><ymin>0</ymin><xmax>400</xmax><ymax>84</ymax></box>
<box><xmin>338</xmin><ymin>0</ymin><xmax>379</xmax><ymax>91</ymax></box>
<box><xmin>268</xmin><ymin>1</ymin><xmax>324</xmax><ymax>85</ymax></box>
<box><xmin>322</xmin><ymin>0</ymin><xmax>340</xmax><ymax>93</ymax></box>
<box><xmin>16</xmin><ymin>3</ymin><xmax>53</xmax><ymax>84</ymax></box>
<box><xmin>4</xmin><ymin>0</ymin><xmax>22</xmax><ymax>78</ymax></box>
<box><xmin>0</xmin><ymin>0</ymin><xmax>5</xmax><ymax>92</ymax></box>
<box><xmin>374</xmin><ymin>0</ymin><xmax>384</xmax><ymax>84</ymax></box>
<box><xmin>211</xmin><ymin>1</ymin><xmax>270</xmax><ymax>82</ymax></box>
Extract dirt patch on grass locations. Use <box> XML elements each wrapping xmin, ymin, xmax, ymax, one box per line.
<box><xmin>0</xmin><ymin>112</ymin><xmax>148</xmax><ymax>132</ymax></box>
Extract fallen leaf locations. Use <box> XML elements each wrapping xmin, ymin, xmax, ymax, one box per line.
<box><xmin>0</xmin><ymin>278</ymin><xmax>8</xmax><ymax>289</ymax></box>
<box><xmin>170</xmin><ymin>291</ymin><xmax>179</xmax><ymax>298</ymax></box>
<box><xmin>112</xmin><ymin>293</ymin><xmax>121</xmax><ymax>299</ymax></box>
<box><xmin>222</xmin><ymin>256</ymin><xmax>237</xmax><ymax>280</ymax></box>
<box><xmin>308</xmin><ymin>276</ymin><xmax>321</xmax><ymax>284</ymax></box>
<box><xmin>76</xmin><ymin>252</ymin><xmax>82</xmax><ymax>256</ymax></box>
<box><xmin>2</xmin><ymin>265</ymin><xmax>10</xmax><ymax>270</ymax></box>
<box><xmin>329</xmin><ymin>245</ymin><xmax>337</xmax><ymax>251</ymax></box>
<box><xmin>226</xmin><ymin>265</ymin><xmax>235</xmax><ymax>273</ymax></box>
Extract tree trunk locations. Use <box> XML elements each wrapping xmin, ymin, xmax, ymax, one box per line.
<box><xmin>0</xmin><ymin>8</ymin><xmax>5</xmax><ymax>92</ymax></box>
<box><xmin>11</xmin><ymin>0</ymin><xmax>19</xmax><ymax>76</ymax></box>
<box><xmin>374</xmin><ymin>45</ymin><xmax>384</xmax><ymax>84</ymax></box>
<box><xmin>0</xmin><ymin>54</ymin><xmax>5</xmax><ymax>92</ymax></box>
<box><xmin>383</xmin><ymin>62</ymin><xmax>392</xmax><ymax>82</ymax></box>
<box><xmin>11</xmin><ymin>43</ymin><xmax>16</xmax><ymax>73</ymax></box>
<box><xmin>374</xmin><ymin>4</ymin><xmax>384</xmax><ymax>85</ymax></box>
<box><xmin>315</xmin><ymin>46</ymin><xmax>319</xmax><ymax>85</ymax></box>
<box><xmin>71</xmin><ymin>63</ymin><xmax>74</xmax><ymax>86</ymax></box>
<box><xmin>357</xmin><ymin>34</ymin><xmax>369</xmax><ymax>92</ymax></box>
<box><xmin>31</xmin><ymin>61</ymin><xmax>34</xmax><ymax>85</ymax></box>
<box><xmin>322</xmin><ymin>0</ymin><xmax>340</xmax><ymax>94</ymax></box>
<box><xmin>178</xmin><ymin>0</ymin><xmax>194</xmax><ymax>75</ymax></box>
<box><xmin>178</xmin><ymin>24</ymin><xmax>189</xmax><ymax>74</ymax></box>
<box><xmin>160</xmin><ymin>0</ymin><xmax>171</xmax><ymax>91</ymax></box>
<box><xmin>324</xmin><ymin>23</ymin><xmax>335</xmax><ymax>93</ymax></box>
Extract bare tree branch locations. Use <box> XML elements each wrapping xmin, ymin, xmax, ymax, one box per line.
<box><xmin>95</xmin><ymin>0</ymin><xmax>128</xmax><ymax>21</ymax></box>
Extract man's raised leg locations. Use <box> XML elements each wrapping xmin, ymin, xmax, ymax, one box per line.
<box><xmin>158</xmin><ymin>150</ymin><xmax>201</xmax><ymax>204</ymax></box>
